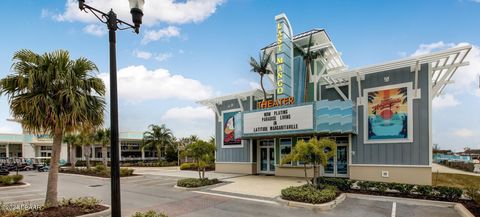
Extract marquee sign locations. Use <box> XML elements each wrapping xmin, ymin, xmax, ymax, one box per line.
<box><xmin>275</xmin><ymin>13</ymin><xmax>293</xmax><ymax>99</ymax></box>
<box><xmin>243</xmin><ymin>105</ymin><xmax>313</xmax><ymax>135</ymax></box>
<box><xmin>257</xmin><ymin>96</ymin><xmax>295</xmax><ymax>109</ymax></box>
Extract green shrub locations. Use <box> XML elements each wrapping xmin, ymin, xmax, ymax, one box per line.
<box><xmin>357</xmin><ymin>181</ymin><xmax>375</xmax><ymax>191</ymax></box>
<box><xmin>180</xmin><ymin>163</ymin><xmax>197</xmax><ymax>170</ymax></box>
<box><xmin>281</xmin><ymin>185</ymin><xmax>337</xmax><ymax>204</ymax></box>
<box><xmin>375</xmin><ymin>182</ymin><xmax>388</xmax><ymax>193</ymax></box>
<box><xmin>391</xmin><ymin>183</ymin><xmax>415</xmax><ymax>194</ymax></box>
<box><xmin>465</xmin><ymin>187</ymin><xmax>480</xmax><ymax>205</ymax></box>
<box><xmin>94</xmin><ymin>164</ymin><xmax>107</xmax><ymax>171</ymax></box>
<box><xmin>415</xmin><ymin>185</ymin><xmax>433</xmax><ymax>196</ymax></box>
<box><xmin>176</xmin><ymin>178</ymin><xmax>220</xmax><ymax>188</ymax></box>
<box><xmin>434</xmin><ymin>186</ymin><xmax>463</xmax><ymax>200</ymax></box>
<box><xmin>316</xmin><ymin>177</ymin><xmax>352</xmax><ymax>191</ymax></box>
<box><xmin>132</xmin><ymin>210</ymin><xmax>168</xmax><ymax>217</ymax></box>
<box><xmin>1</xmin><ymin>176</ymin><xmax>15</xmax><ymax>186</ymax></box>
<box><xmin>120</xmin><ymin>168</ymin><xmax>134</xmax><ymax>177</ymax></box>
<box><xmin>60</xmin><ymin>197</ymin><xmax>101</xmax><ymax>209</ymax></box>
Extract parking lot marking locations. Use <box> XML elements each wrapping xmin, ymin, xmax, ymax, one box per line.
<box><xmin>391</xmin><ymin>202</ymin><xmax>396</xmax><ymax>217</ymax></box>
<box><xmin>192</xmin><ymin>191</ymin><xmax>279</xmax><ymax>206</ymax></box>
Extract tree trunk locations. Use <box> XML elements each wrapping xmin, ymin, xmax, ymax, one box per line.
<box><xmin>304</xmin><ymin>163</ymin><xmax>310</xmax><ymax>185</ymax></box>
<box><xmin>313</xmin><ymin>164</ymin><xmax>319</xmax><ymax>186</ymax></box>
<box><xmin>45</xmin><ymin>127</ymin><xmax>63</xmax><ymax>207</ymax></box>
<box><xmin>67</xmin><ymin>143</ymin><xmax>70</xmax><ymax>165</ymax></box>
<box><xmin>202</xmin><ymin>166</ymin><xmax>206</xmax><ymax>179</ymax></box>
<box><xmin>84</xmin><ymin>145</ymin><xmax>91</xmax><ymax>170</ymax></box>
<box><xmin>260</xmin><ymin>74</ymin><xmax>267</xmax><ymax>100</ymax></box>
<box><xmin>157</xmin><ymin>146</ymin><xmax>162</xmax><ymax>162</ymax></box>
<box><xmin>70</xmin><ymin>144</ymin><xmax>76</xmax><ymax>169</ymax></box>
<box><xmin>102</xmin><ymin>145</ymin><xmax>108</xmax><ymax>167</ymax></box>
<box><xmin>197</xmin><ymin>160</ymin><xmax>201</xmax><ymax>179</ymax></box>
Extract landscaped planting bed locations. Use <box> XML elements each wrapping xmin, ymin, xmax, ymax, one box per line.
<box><xmin>281</xmin><ymin>184</ymin><xmax>338</xmax><ymax>204</ymax></box>
<box><xmin>176</xmin><ymin>178</ymin><xmax>221</xmax><ymax>188</ymax></box>
<box><xmin>0</xmin><ymin>197</ymin><xmax>108</xmax><ymax>217</ymax></box>
<box><xmin>132</xmin><ymin>210</ymin><xmax>168</xmax><ymax>217</ymax></box>
<box><xmin>317</xmin><ymin>177</ymin><xmax>480</xmax><ymax>216</ymax></box>
<box><xmin>60</xmin><ymin>165</ymin><xmax>135</xmax><ymax>178</ymax></box>
<box><xmin>121</xmin><ymin>161</ymin><xmax>177</xmax><ymax>167</ymax></box>
<box><xmin>0</xmin><ymin>174</ymin><xmax>24</xmax><ymax>187</ymax></box>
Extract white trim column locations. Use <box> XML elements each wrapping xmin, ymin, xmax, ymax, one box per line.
<box><xmin>5</xmin><ymin>143</ymin><xmax>9</xmax><ymax>158</ymax></box>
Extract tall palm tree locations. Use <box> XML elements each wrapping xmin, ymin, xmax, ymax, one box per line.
<box><xmin>142</xmin><ymin>124</ymin><xmax>174</xmax><ymax>161</ymax></box>
<box><xmin>0</xmin><ymin>49</ymin><xmax>105</xmax><ymax>207</ymax></box>
<box><xmin>63</xmin><ymin>133</ymin><xmax>81</xmax><ymax>169</ymax></box>
<box><xmin>94</xmin><ymin>128</ymin><xmax>110</xmax><ymax>167</ymax></box>
<box><xmin>295</xmin><ymin>35</ymin><xmax>320</xmax><ymax>102</ymax></box>
<box><xmin>249</xmin><ymin>50</ymin><xmax>274</xmax><ymax>100</ymax></box>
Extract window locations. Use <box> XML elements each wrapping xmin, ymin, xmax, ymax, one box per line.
<box><xmin>40</xmin><ymin>146</ymin><xmax>52</xmax><ymax>158</ymax></box>
<box><xmin>279</xmin><ymin>138</ymin><xmax>292</xmax><ymax>165</ymax></box>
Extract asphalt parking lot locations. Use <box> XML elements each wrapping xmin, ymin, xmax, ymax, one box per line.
<box><xmin>0</xmin><ymin>171</ymin><xmax>461</xmax><ymax>217</ymax></box>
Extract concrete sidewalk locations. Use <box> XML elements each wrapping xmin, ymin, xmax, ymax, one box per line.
<box><xmin>211</xmin><ymin>175</ymin><xmax>307</xmax><ymax>198</ymax></box>
<box><xmin>432</xmin><ymin>163</ymin><xmax>480</xmax><ymax>176</ymax></box>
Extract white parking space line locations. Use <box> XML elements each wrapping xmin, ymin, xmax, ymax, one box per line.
<box><xmin>391</xmin><ymin>202</ymin><xmax>396</xmax><ymax>217</ymax></box>
<box><xmin>192</xmin><ymin>191</ymin><xmax>279</xmax><ymax>206</ymax></box>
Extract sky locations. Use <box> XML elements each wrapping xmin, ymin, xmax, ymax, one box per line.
<box><xmin>0</xmin><ymin>0</ymin><xmax>479</xmax><ymax>152</ymax></box>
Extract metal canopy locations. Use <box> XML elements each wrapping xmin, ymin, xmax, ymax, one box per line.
<box><xmin>325</xmin><ymin>45</ymin><xmax>472</xmax><ymax>98</ymax></box>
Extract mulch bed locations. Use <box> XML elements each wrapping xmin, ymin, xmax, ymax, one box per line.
<box><xmin>24</xmin><ymin>205</ymin><xmax>108</xmax><ymax>217</ymax></box>
<box><xmin>346</xmin><ymin>189</ymin><xmax>480</xmax><ymax>217</ymax></box>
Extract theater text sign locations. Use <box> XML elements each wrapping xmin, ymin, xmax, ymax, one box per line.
<box><xmin>243</xmin><ymin>105</ymin><xmax>313</xmax><ymax>135</ymax></box>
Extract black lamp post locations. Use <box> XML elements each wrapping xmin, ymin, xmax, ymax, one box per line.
<box><xmin>78</xmin><ymin>1</ymin><xmax>144</xmax><ymax>216</ymax></box>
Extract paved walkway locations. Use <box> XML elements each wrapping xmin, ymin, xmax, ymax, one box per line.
<box><xmin>212</xmin><ymin>175</ymin><xmax>307</xmax><ymax>198</ymax></box>
<box><xmin>128</xmin><ymin>166</ymin><xmax>245</xmax><ymax>179</ymax></box>
<box><xmin>432</xmin><ymin>163</ymin><xmax>480</xmax><ymax>176</ymax></box>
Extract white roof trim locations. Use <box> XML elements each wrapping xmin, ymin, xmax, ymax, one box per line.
<box><xmin>197</xmin><ymin>89</ymin><xmax>264</xmax><ymax>106</ymax></box>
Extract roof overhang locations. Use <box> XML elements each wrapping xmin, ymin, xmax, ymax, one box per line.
<box><xmin>197</xmin><ymin>89</ymin><xmax>265</xmax><ymax>119</ymax></box>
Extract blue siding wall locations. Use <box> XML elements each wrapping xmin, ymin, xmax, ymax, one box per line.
<box><xmin>350</xmin><ymin>64</ymin><xmax>430</xmax><ymax>165</ymax></box>
<box><xmin>215</xmin><ymin>98</ymin><xmax>251</xmax><ymax>163</ymax></box>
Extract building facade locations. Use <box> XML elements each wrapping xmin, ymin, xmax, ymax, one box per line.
<box><xmin>0</xmin><ymin>121</ymin><xmax>148</xmax><ymax>163</ymax></box>
<box><xmin>199</xmin><ymin>13</ymin><xmax>471</xmax><ymax>185</ymax></box>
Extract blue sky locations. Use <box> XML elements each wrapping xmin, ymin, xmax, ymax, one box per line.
<box><xmin>0</xmin><ymin>0</ymin><xmax>479</xmax><ymax>151</ymax></box>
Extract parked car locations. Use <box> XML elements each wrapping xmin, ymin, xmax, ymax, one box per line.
<box><xmin>474</xmin><ymin>164</ymin><xmax>480</xmax><ymax>173</ymax></box>
<box><xmin>37</xmin><ymin>164</ymin><xmax>49</xmax><ymax>172</ymax></box>
<box><xmin>0</xmin><ymin>167</ymin><xmax>9</xmax><ymax>176</ymax></box>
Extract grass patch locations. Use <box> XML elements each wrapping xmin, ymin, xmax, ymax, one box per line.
<box><xmin>60</xmin><ymin>165</ymin><xmax>135</xmax><ymax>178</ymax></box>
<box><xmin>433</xmin><ymin>173</ymin><xmax>480</xmax><ymax>189</ymax></box>
<box><xmin>176</xmin><ymin>178</ymin><xmax>220</xmax><ymax>188</ymax></box>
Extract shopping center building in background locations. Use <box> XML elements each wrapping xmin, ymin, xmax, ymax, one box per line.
<box><xmin>0</xmin><ymin>119</ymin><xmax>149</xmax><ymax>163</ymax></box>
<box><xmin>199</xmin><ymin>13</ymin><xmax>471</xmax><ymax>185</ymax></box>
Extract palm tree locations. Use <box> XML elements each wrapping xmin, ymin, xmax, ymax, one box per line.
<box><xmin>63</xmin><ymin>133</ymin><xmax>81</xmax><ymax>169</ymax></box>
<box><xmin>79</xmin><ymin>129</ymin><xmax>95</xmax><ymax>170</ymax></box>
<box><xmin>94</xmin><ymin>128</ymin><xmax>110</xmax><ymax>167</ymax></box>
<box><xmin>249</xmin><ymin>50</ymin><xmax>274</xmax><ymax>100</ymax></box>
<box><xmin>295</xmin><ymin>35</ymin><xmax>320</xmax><ymax>102</ymax></box>
<box><xmin>142</xmin><ymin>124</ymin><xmax>174</xmax><ymax>161</ymax></box>
<box><xmin>0</xmin><ymin>49</ymin><xmax>105</xmax><ymax>207</ymax></box>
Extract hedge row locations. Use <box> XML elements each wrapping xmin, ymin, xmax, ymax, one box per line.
<box><xmin>176</xmin><ymin>178</ymin><xmax>220</xmax><ymax>188</ymax></box>
<box><xmin>0</xmin><ymin>175</ymin><xmax>23</xmax><ymax>186</ymax></box>
<box><xmin>179</xmin><ymin>163</ymin><xmax>214</xmax><ymax>171</ymax></box>
<box><xmin>121</xmin><ymin>161</ymin><xmax>177</xmax><ymax>167</ymax></box>
<box><xmin>60</xmin><ymin>165</ymin><xmax>134</xmax><ymax>178</ymax></box>
<box><xmin>281</xmin><ymin>185</ymin><xmax>337</xmax><ymax>204</ymax></box>
<box><xmin>317</xmin><ymin>177</ymin><xmax>464</xmax><ymax>200</ymax></box>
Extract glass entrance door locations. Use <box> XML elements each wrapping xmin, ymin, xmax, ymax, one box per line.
<box><xmin>323</xmin><ymin>137</ymin><xmax>349</xmax><ymax>178</ymax></box>
<box><xmin>259</xmin><ymin>140</ymin><xmax>275</xmax><ymax>174</ymax></box>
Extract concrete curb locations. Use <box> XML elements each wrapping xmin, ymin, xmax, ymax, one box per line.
<box><xmin>454</xmin><ymin>203</ymin><xmax>475</xmax><ymax>217</ymax></box>
<box><xmin>346</xmin><ymin>193</ymin><xmax>475</xmax><ymax>217</ymax></box>
<box><xmin>78</xmin><ymin>204</ymin><xmax>111</xmax><ymax>217</ymax></box>
<box><xmin>0</xmin><ymin>182</ymin><xmax>31</xmax><ymax>190</ymax></box>
<box><xmin>59</xmin><ymin>172</ymin><xmax>143</xmax><ymax>181</ymax></box>
<box><xmin>173</xmin><ymin>182</ymin><xmax>224</xmax><ymax>191</ymax></box>
<box><xmin>277</xmin><ymin>193</ymin><xmax>346</xmax><ymax>211</ymax></box>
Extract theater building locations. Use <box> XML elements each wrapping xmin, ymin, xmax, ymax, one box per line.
<box><xmin>199</xmin><ymin>13</ymin><xmax>471</xmax><ymax>185</ymax></box>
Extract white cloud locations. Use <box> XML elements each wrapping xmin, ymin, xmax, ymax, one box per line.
<box><xmin>432</xmin><ymin>94</ymin><xmax>460</xmax><ymax>109</ymax></box>
<box><xmin>410</xmin><ymin>41</ymin><xmax>455</xmax><ymax>57</ymax></box>
<box><xmin>99</xmin><ymin>65</ymin><xmax>213</xmax><ymax>102</ymax></box>
<box><xmin>162</xmin><ymin>106</ymin><xmax>213</xmax><ymax>121</ymax></box>
<box><xmin>155</xmin><ymin>53</ymin><xmax>173</xmax><ymax>62</ymax></box>
<box><xmin>54</xmin><ymin>0</ymin><xmax>224</xmax><ymax>26</ymax></box>
<box><xmin>142</xmin><ymin>26</ymin><xmax>180</xmax><ymax>44</ymax></box>
<box><xmin>83</xmin><ymin>24</ymin><xmax>106</xmax><ymax>37</ymax></box>
<box><xmin>452</xmin><ymin>128</ymin><xmax>475</xmax><ymax>137</ymax></box>
<box><xmin>133</xmin><ymin>50</ymin><xmax>153</xmax><ymax>60</ymax></box>
<box><xmin>41</xmin><ymin>9</ymin><xmax>53</xmax><ymax>18</ymax></box>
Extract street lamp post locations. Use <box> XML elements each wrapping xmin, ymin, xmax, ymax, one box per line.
<box><xmin>78</xmin><ymin>1</ymin><xmax>144</xmax><ymax>217</ymax></box>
